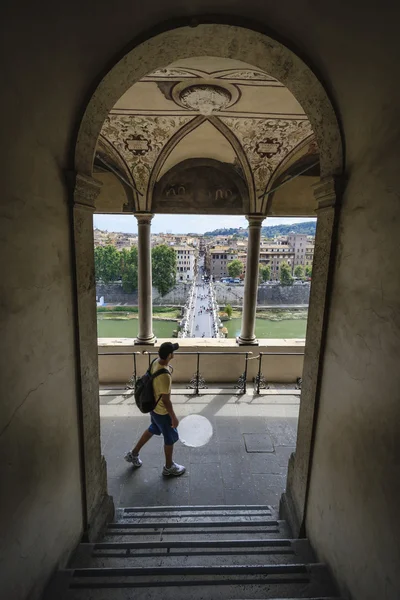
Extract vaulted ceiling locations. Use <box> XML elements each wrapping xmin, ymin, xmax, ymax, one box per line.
<box><xmin>95</xmin><ymin>57</ymin><xmax>319</xmax><ymax>215</ymax></box>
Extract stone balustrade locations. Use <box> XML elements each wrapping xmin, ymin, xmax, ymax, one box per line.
<box><xmin>98</xmin><ymin>338</ymin><xmax>305</xmax><ymax>385</ymax></box>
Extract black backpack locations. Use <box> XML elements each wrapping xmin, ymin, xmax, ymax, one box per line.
<box><xmin>134</xmin><ymin>359</ymin><xmax>170</xmax><ymax>413</ymax></box>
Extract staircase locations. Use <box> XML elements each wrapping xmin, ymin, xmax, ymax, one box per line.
<box><xmin>45</xmin><ymin>505</ymin><xmax>341</xmax><ymax>599</ymax></box>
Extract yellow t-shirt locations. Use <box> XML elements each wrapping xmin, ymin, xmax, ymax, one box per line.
<box><xmin>151</xmin><ymin>359</ymin><xmax>172</xmax><ymax>415</ymax></box>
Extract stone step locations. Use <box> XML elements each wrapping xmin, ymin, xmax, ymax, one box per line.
<box><xmin>102</xmin><ymin>519</ymin><xmax>292</xmax><ymax>543</ymax></box>
<box><xmin>50</xmin><ymin>563</ymin><xmax>340</xmax><ymax>600</ymax></box>
<box><xmin>116</xmin><ymin>505</ymin><xmax>274</xmax><ymax>522</ymax></box>
<box><xmin>70</xmin><ymin>538</ymin><xmax>315</xmax><ymax>568</ymax></box>
<box><xmin>117</xmin><ymin>505</ymin><xmax>274</xmax><ymax>513</ymax></box>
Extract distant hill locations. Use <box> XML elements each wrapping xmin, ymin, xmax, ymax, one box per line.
<box><xmin>204</xmin><ymin>221</ymin><xmax>316</xmax><ymax>238</ymax></box>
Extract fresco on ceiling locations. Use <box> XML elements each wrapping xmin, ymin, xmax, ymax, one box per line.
<box><xmin>220</xmin><ymin>117</ymin><xmax>313</xmax><ymax>196</ymax></box>
<box><xmin>153</xmin><ymin>161</ymin><xmax>247</xmax><ymax>214</ymax></box>
<box><xmin>101</xmin><ymin>115</ymin><xmax>192</xmax><ymax>195</ymax></box>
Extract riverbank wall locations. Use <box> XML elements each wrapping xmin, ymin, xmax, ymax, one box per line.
<box><xmin>96</xmin><ymin>282</ymin><xmax>310</xmax><ymax>307</ymax></box>
<box><xmin>96</xmin><ymin>282</ymin><xmax>192</xmax><ymax>305</ymax></box>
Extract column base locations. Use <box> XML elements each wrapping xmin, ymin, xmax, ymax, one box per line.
<box><xmin>134</xmin><ymin>335</ymin><xmax>156</xmax><ymax>345</ymax></box>
<box><xmin>236</xmin><ymin>335</ymin><xmax>259</xmax><ymax>346</ymax></box>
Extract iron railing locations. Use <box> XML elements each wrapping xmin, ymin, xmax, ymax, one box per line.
<box><xmin>143</xmin><ymin>351</ymin><xmax>253</xmax><ymax>395</ymax></box>
<box><xmin>97</xmin><ymin>350</ymin><xmax>304</xmax><ymax>395</ymax></box>
<box><xmin>253</xmin><ymin>352</ymin><xmax>304</xmax><ymax>394</ymax></box>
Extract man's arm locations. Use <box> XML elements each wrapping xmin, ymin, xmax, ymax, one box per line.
<box><xmin>161</xmin><ymin>394</ymin><xmax>179</xmax><ymax>428</ymax></box>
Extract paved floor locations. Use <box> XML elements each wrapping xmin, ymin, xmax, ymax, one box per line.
<box><xmin>101</xmin><ymin>389</ymin><xmax>299</xmax><ymax>511</ymax></box>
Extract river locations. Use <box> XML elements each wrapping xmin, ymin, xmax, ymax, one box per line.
<box><xmin>97</xmin><ymin>316</ymin><xmax>307</xmax><ymax>339</ymax></box>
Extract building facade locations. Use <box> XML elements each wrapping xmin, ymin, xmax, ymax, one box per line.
<box><xmin>259</xmin><ymin>243</ymin><xmax>295</xmax><ymax>279</ymax></box>
<box><xmin>173</xmin><ymin>245</ymin><xmax>196</xmax><ymax>282</ymax></box>
<box><xmin>207</xmin><ymin>247</ymin><xmax>239</xmax><ymax>280</ymax></box>
<box><xmin>288</xmin><ymin>232</ymin><xmax>309</xmax><ymax>268</ymax></box>
<box><xmin>305</xmin><ymin>237</ymin><xmax>315</xmax><ymax>269</ymax></box>
<box><xmin>205</xmin><ymin>233</ymin><xmax>315</xmax><ymax>281</ymax></box>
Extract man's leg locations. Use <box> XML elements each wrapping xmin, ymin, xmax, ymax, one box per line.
<box><xmin>132</xmin><ymin>429</ymin><xmax>153</xmax><ymax>455</ymax></box>
<box><xmin>164</xmin><ymin>444</ymin><xmax>174</xmax><ymax>469</ymax></box>
<box><xmin>124</xmin><ymin>425</ymin><xmax>155</xmax><ymax>467</ymax></box>
<box><xmin>160</xmin><ymin>416</ymin><xmax>185</xmax><ymax>477</ymax></box>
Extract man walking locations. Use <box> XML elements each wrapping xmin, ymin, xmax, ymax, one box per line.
<box><xmin>125</xmin><ymin>341</ymin><xmax>185</xmax><ymax>477</ymax></box>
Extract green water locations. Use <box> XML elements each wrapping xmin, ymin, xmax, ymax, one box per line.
<box><xmin>97</xmin><ymin>315</ymin><xmax>307</xmax><ymax>339</ymax></box>
<box><xmin>97</xmin><ymin>318</ymin><xmax>177</xmax><ymax>338</ymax></box>
<box><xmin>225</xmin><ymin>317</ymin><xmax>307</xmax><ymax>339</ymax></box>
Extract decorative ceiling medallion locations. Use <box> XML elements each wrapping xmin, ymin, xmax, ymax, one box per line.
<box><xmin>172</xmin><ymin>79</ymin><xmax>239</xmax><ymax>115</ymax></box>
<box><xmin>180</xmin><ymin>85</ymin><xmax>231</xmax><ymax>115</ymax></box>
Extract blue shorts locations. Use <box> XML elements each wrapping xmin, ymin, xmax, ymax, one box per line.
<box><xmin>149</xmin><ymin>412</ymin><xmax>179</xmax><ymax>446</ymax></box>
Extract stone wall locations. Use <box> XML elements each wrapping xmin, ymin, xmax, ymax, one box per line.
<box><xmin>215</xmin><ymin>282</ymin><xmax>310</xmax><ymax>306</ymax></box>
<box><xmin>305</xmin><ymin>104</ymin><xmax>400</xmax><ymax>600</ymax></box>
<box><xmin>96</xmin><ymin>282</ymin><xmax>310</xmax><ymax>307</ymax></box>
<box><xmin>96</xmin><ymin>282</ymin><xmax>191</xmax><ymax>305</ymax></box>
<box><xmin>257</xmin><ymin>283</ymin><xmax>310</xmax><ymax>305</ymax></box>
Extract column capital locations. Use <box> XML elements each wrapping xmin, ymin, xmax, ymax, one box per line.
<box><xmin>73</xmin><ymin>172</ymin><xmax>102</xmax><ymax>212</ymax></box>
<box><xmin>245</xmin><ymin>214</ymin><xmax>265</xmax><ymax>228</ymax></box>
<box><xmin>313</xmin><ymin>175</ymin><xmax>344</xmax><ymax>210</ymax></box>
<box><xmin>135</xmin><ymin>212</ymin><xmax>154</xmax><ymax>225</ymax></box>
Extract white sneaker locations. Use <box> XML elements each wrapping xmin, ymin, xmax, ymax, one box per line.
<box><xmin>162</xmin><ymin>462</ymin><xmax>186</xmax><ymax>477</ymax></box>
<box><xmin>124</xmin><ymin>451</ymin><xmax>142</xmax><ymax>468</ymax></box>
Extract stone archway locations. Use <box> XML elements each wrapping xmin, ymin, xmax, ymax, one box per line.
<box><xmin>72</xmin><ymin>22</ymin><xmax>344</xmax><ymax>538</ymax></box>
<box><xmin>75</xmin><ymin>24</ymin><xmax>342</xmax><ymax>178</ymax></box>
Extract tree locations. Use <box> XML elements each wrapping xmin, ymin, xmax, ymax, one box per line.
<box><xmin>205</xmin><ymin>221</ymin><xmax>316</xmax><ymax>238</ymax></box>
<box><xmin>225</xmin><ymin>304</ymin><xmax>233</xmax><ymax>319</ymax></box>
<box><xmin>94</xmin><ymin>246</ymin><xmax>104</xmax><ymax>282</ymax></box>
<box><xmin>294</xmin><ymin>265</ymin><xmax>305</xmax><ymax>279</ymax></box>
<box><xmin>259</xmin><ymin>263</ymin><xmax>271</xmax><ymax>283</ymax></box>
<box><xmin>227</xmin><ymin>259</ymin><xmax>243</xmax><ymax>278</ymax></box>
<box><xmin>305</xmin><ymin>265</ymin><xmax>312</xmax><ymax>278</ymax></box>
<box><xmin>122</xmin><ymin>263</ymin><xmax>138</xmax><ymax>293</ymax></box>
<box><xmin>94</xmin><ymin>244</ymin><xmax>121</xmax><ymax>283</ymax></box>
<box><xmin>152</xmin><ymin>244</ymin><xmax>177</xmax><ymax>296</ymax></box>
<box><xmin>120</xmin><ymin>247</ymin><xmax>138</xmax><ymax>292</ymax></box>
<box><xmin>280</xmin><ymin>261</ymin><xmax>293</xmax><ymax>286</ymax></box>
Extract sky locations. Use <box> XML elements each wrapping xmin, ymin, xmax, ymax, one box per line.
<box><xmin>93</xmin><ymin>214</ymin><xmax>316</xmax><ymax>234</ymax></box>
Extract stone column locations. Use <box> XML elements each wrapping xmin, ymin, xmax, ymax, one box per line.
<box><xmin>73</xmin><ymin>173</ymin><xmax>113</xmax><ymax>540</ymax></box>
<box><xmin>281</xmin><ymin>175</ymin><xmax>342</xmax><ymax>536</ymax></box>
<box><xmin>135</xmin><ymin>213</ymin><xmax>156</xmax><ymax>345</ymax></box>
<box><xmin>238</xmin><ymin>214</ymin><xmax>265</xmax><ymax>345</ymax></box>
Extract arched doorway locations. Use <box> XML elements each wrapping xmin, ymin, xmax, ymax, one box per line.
<box><xmin>72</xmin><ymin>22</ymin><xmax>344</xmax><ymax>537</ymax></box>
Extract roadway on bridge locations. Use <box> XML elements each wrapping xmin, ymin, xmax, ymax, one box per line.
<box><xmin>188</xmin><ymin>257</ymin><xmax>216</xmax><ymax>338</ymax></box>
<box><xmin>192</xmin><ymin>278</ymin><xmax>214</xmax><ymax>338</ymax></box>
